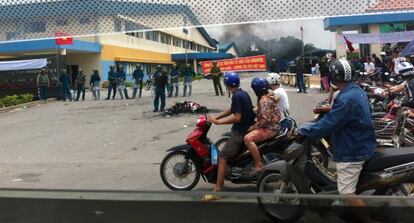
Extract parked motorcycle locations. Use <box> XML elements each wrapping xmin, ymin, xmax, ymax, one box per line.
<box><xmin>159</xmin><ymin>115</ymin><xmax>299</xmax><ymax>191</ymax></box>
<box><xmin>256</xmin><ymin>127</ymin><xmax>414</xmax><ymax>222</ymax></box>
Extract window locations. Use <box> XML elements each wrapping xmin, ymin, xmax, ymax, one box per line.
<box><xmin>79</xmin><ymin>18</ymin><xmax>91</xmax><ymax>25</ymax></box>
<box><xmin>146</xmin><ymin>31</ymin><xmax>159</xmax><ymax>42</ymax></box>
<box><xmin>24</xmin><ymin>21</ymin><xmax>46</xmax><ymax>33</ymax></box>
<box><xmin>190</xmin><ymin>42</ymin><xmax>196</xmax><ymax>51</ymax></box>
<box><xmin>160</xmin><ymin>33</ymin><xmax>171</xmax><ymax>44</ymax></box>
<box><xmin>172</xmin><ymin>37</ymin><xmax>181</xmax><ymax>47</ymax></box>
<box><xmin>55</xmin><ymin>19</ymin><xmax>68</xmax><ymax>26</ymax></box>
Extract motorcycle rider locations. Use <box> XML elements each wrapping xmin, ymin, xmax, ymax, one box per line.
<box><xmin>244</xmin><ymin>78</ymin><xmax>281</xmax><ymax>174</ymax></box>
<box><xmin>204</xmin><ymin>72</ymin><xmax>255</xmax><ymax>201</ymax></box>
<box><xmin>267</xmin><ymin>73</ymin><xmax>290</xmax><ymax>118</ymax></box>
<box><xmin>300</xmin><ymin>59</ymin><xmax>377</xmax><ymax>215</ymax></box>
<box><xmin>384</xmin><ymin>62</ymin><xmax>414</xmax><ymax>108</ymax></box>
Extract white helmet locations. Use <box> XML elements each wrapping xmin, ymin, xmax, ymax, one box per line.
<box><xmin>267</xmin><ymin>73</ymin><xmax>281</xmax><ymax>85</ymax></box>
<box><xmin>397</xmin><ymin>62</ymin><xmax>414</xmax><ymax>79</ymax></box>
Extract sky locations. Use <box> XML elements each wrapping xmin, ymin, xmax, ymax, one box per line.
<box><xmin>205</xmin><ymin>18</ymin><xmax>337</xmax><ymax>50</ymax></box>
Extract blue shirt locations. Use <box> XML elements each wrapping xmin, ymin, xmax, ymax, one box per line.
<box><xmin>117</xmin><ymin>70</ymin><xmax>126</xmax><ymax>80</ymax></box>
<box><xmin>231</xmin><ymin>88</ymin><xmax>255</xmax><ymax>134</ymax></box>
<box><xmin>108</xmin><ymin>70</ymin><xmax>117</xmax><ymax>82</ymax></box>
<box><xmin>302</xmin><ymin>82</ymin><xmax>376</xmax><ymax>162</ymax></box>
<box><xmin>183</xmin><ymin>68</ymin><xmax>195</xmax><ymax>82</ymax></box>
<box><xmin>133</xmin><ymin>69</ymin><xmax>144</xmax><ymax>81</ymax></box>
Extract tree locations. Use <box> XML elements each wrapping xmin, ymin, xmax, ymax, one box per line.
<box><xmin>304</xmin><ymin>43</ymin><xmax>317</xmax><ymax>54</ymax></box>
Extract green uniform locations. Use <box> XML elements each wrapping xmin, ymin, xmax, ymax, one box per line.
<box><xmin>211</xmin><ymin>66</ymin><xmax>224</xmax><ymax>96</ymax></box>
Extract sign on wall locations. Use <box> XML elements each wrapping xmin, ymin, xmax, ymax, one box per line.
<box><xmin>200</xmin><ymin>55</ymin><xmax>267</xmax><ymax>75</ymax></box>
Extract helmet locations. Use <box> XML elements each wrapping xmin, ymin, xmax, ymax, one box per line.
<box><xmin>251</xmin><ymin>77</ymin><xmax>269</xmax><ymax>97</ymax></box>
<box><xmin>397</xmin><ymin>62</ymin><xmax>414</xmax><ymax>79</ymax></box>
<box><xmin>224</xmin><ymin>72</ymin><xmax>240</xmax><ymax>87</ymax></box>
<box><xmin>380</xmin><ymin>52</ymin><xmax>386</xmax><ymax>56</ymax></box>
<box><xmin>329</xmin><ymin>59</ymin><xmax>355</xmax><ymax>83</ymax></box>
<box><xmin>267</xmin><ymin>73</ymin><xmax>281</xmax><ymax>85</ymax></box>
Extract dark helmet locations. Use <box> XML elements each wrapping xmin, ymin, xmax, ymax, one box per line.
<box><xmin>251</xmin><ymin>77</ymin><xmax>269</xmax><ymax>98</ymax></box>
<box><xmin>329</xmin><ymin>59</ymin><xmax>355</xmax><ymax>83</ymax></box>
<box><xmin>110</xmin><ymin>66</ymin><xmax>115</xmax><ymax>70</ymax></box>
<box><xmin>224</xmin><ymin>72</ymin><xmax>240</xmax><ymax>87</ymax></box>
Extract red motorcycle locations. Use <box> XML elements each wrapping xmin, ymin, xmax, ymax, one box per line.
<box><xmin>160</xmin><ymin>115</ymin><xmax>309</xmax><ymax>191</ymax></box>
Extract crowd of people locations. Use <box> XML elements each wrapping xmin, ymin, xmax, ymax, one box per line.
<box><xmin>36</xmin><ymin>62</ymin><xmax>228</xmax><ymax>112</ymax></box>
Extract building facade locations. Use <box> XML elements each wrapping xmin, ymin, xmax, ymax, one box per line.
<box><xmin>324</xmin><ymin>0</ymin><xmax>414</xmax><ymax>58</ymax></box>
<box><xmin>0</xmin><ymin>0</ymin><xmax>234</xmax><ymax>89</ymax></box>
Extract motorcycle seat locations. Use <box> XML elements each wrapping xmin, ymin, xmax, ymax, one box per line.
<box><xmin>363</xmin><ymin>147</ymin><xmax>414</xmax><ymax>172</ymax></box>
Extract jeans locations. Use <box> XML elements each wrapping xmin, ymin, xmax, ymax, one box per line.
<box><xmin>296</xmin><ymin>74</ymin><xmax>307</xmax><ymax>93</ymax></box>
<box><xmin>39</xmin><ymin>86</ymin><xmax>47</xmax><ymax>100</ymax></box>
<box><xmin>213</xmin><ymin>77</ymin><xmax>224</xmax><ymax>95</ymax></box>
<box><xmin>183</xmin><ymin>81</ymin><xmax>192</xmax><ymax>97</ymax></box>
<box><xmin>106</xmin><ymin>81</ymin><xmax>117</xmax><ymax>99</ymax></box>
<box><xmin>154</xmin><ymin>88</ymin><xmax>166</xmax><ymax>111</ymax></box>
<box><xmin>169</xmin><ymin>77</ymin><xmax>179</xmax><ymax>97</ymax></box>
<box><xmin>76</xmin><ymin>84</ymin><xmax>85</xmax><ymax>101</ymax></box>
<box><xmin>62</xmin><ymin>86</ymin><xmax>73</xmax><ymax>101</ymax></box>
<box><xmin>132</xmin><ymin>80</ymin><xmax>143</xmax><ymax>99</ymax></box>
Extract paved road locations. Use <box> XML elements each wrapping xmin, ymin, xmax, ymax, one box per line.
<box><xmin>0</xmin><ymin>74</ymin><xmax>325</xmax><ymax>191</ymax></box>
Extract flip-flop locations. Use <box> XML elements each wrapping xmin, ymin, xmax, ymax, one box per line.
<box><xmin>201</xmin><ymin>194</ymin><xmax>223</xmax><ymax>202</ymax></box>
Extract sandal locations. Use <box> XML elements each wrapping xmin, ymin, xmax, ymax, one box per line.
<box><xmin>201</xmin><ymin>194</ymin><xmax>223</xmax><ymax>202</ymax></box>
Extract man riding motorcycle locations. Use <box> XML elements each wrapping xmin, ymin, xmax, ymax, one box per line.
<box><xmin>267</xmin><ymin>73</ymin><xmax>290</xmax><ymax>118</ymax></box>
<box><xmin>299</xmin><ymin>59</ymin><xmax>377</xmax><ymax>221</ymax></box>
<box><xmin>204</xmin><ymin>72</ymin><xmax>255</xmax><ymax>201</ymax></box>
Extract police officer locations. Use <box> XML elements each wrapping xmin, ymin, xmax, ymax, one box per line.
<box><xmin>169</xmin><ymin>64</ymin><xmax>180</xmax><ymax>97</ymax></box>
<box><xmin>154</xmin><ymin>66</ymin><xmax>169</xmax><ymax>112</ymax></box>
<box><xmin>106</xmin><ymin>66</ymin><xmax>117</xmax><ymax>100</ymax></box>
<box><xmin>210</xmin><ymin>61</ymin><xmax>224</xmax><ymax>96</ymax></box>
<box><xmin>116</xmin><ymin>65</ymin><xmax>130</xmax><ymax>99</ymax></box>
<box><xmin>183</xmin><ymin>64</ymin><xmax>196</xmax><ymax>97</ymax></box>
<box><xmin>75</xmin><ymin>69</ymin><xmax>86</xmax><ymax>101</ymax></box>
<box><xmin>132</xmin><ymin>64</ymin><xmax>144</xmax><ymax>99</ymax></box>
<box><xmin>60</xmin><ymin>69</ymin><xmax>73</xmax><ymax>101</ymax></box>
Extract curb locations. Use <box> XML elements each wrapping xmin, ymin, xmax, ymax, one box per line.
<box><xmin>0</xmin><ymin>98</ymin><xmax>56</xmax><ymax>115</ymax></box>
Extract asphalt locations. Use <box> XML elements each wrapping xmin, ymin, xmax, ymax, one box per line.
<box><xmin>0</xmin><ymin>74</ymin><xmax>325</xmax><ymax>191</ymax></box>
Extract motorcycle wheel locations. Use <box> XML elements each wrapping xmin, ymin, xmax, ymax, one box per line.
<box><xmin>215</xmin><ymin>137</ymin><xmax>230</xmax><ymax>152</ymax></box>
<box><xmin>310</xmin><ymin>141</ymin><xmax>329</xmax><ymax>169</ymax></box>
<box><xmin>257</xmin><ymin>171</ymin><xmax>304</xmax><ymax>223</ymax></box>
<box><xmin>160</xmin><ymin>150</ymin><xmax>200</xmax><ymax>191</ymax></box>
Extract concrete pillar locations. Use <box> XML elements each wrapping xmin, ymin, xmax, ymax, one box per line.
<box><xmin>369</xmin><ymin>24</ymin><xmax>382</xmax><ymax>56</ymax></box>
<box><xmin>193</xmin><ymin>59</ymin><xmax>198</xmax><ymax>73</ymax></box>
<box><xmin>335</xmin><ymin>27</ymin><xmax>348</xmax><ymax>59</ymax></box>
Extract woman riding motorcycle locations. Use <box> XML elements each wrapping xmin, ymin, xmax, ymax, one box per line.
<box><xmin>244</xmin><ymin>78</ymin><xmax>281</xmax><ymax>174</ymax></box>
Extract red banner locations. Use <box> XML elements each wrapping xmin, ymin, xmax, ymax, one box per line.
<box><xmin>55</xmin><ymin>32</ymin><xmax>74</xmax><ymax>45</ymax></box>
<box><xmin>200</xmin><ymin>55</ymin><xmax>267</xmax><ymax>75</ymax></box>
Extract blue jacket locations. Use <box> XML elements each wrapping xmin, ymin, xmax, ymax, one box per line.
<box><xmin>301</xmin><ymin>82</ymin><xmax>376</xmax><ymax>162</ymax></box>
<box><xmin>117</xmin><ymin>70</ymin><xmax>127</xmax><ymax>80</ymax></box>
<box><xmin>133</xmin><ymin>69</ymin><xmax>144</xmax><ymax>81</ymax></box>
<box><xmin>183</xmin><ymin>68</ymin><xmax>195</xmax><ymax>82</ymax></box>
<box><xmin>108</xmin><ymin>70</ymin><xmax>117</xmax><ymax>82</ymax></box>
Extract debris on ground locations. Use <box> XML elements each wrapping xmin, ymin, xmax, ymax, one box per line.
<box><xmin>165</xmin><ymin>101</ymin><xmax>208</xmax><ymax>116</ymax></box>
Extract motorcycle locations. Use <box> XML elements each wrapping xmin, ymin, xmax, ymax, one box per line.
<box><xmin>159</xmin><ymin>115</ymin><xmax>298</xmax><ymax>191</ymax></box>
<box><xmin>256</xmin><ymin>127</ymin><xmax>414</xmax><ymax>222</ymax></box>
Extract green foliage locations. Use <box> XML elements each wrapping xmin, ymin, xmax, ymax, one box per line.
<box><xmin>347</xmin><ymin>52</ymin><xmax>360</xmax><ymax>60</ymax></box>
<box><xmin>0</xmin><ymin>94</ymin><xmax>34</xmax><ymax>108</ymax></box>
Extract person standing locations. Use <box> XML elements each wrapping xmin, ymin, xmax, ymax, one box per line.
<box><xmin>132</xmin><ymin>64</ymin><xmax>144</xmax><ymax>99</ymax></box>
<box><xmin>60</xmin><ymin>69</ymin><xmax>73</xmax><ymax>101</ymax></box>
<box><xmin>75</xmin><ymin>69</ymin><xmax>86</xmax><ymax>101</ymax></box>
<box><xmin>117</xmin><ymin>65</ymin><xmax>129</xmax><ymax>99</ymax></box>
<box><xmin>210</xmin><ymin>61</ymin><xmax>224</xmax><ymax>96</ymax></box>
<box><xmin>295</xmin><ymin>59</ymin><xmax>307</xmax><ymax>93</ymax></box>
<box><xmin>153</xmin><ymin>66</ymin><xmax>168</xmax><ymax>112</ymax></box>
<box><xmin>106</xmin><ymin>66</ymin><xmax>117</xmax><ymax>100</ymax></box>
<box><xmin>183</xmin><ymin>64</ymin><xmax>196</xmax><ymax>97</ymax></box>
<box><xmin>169</xmin><ymin>64</ymin><xmax>180</xmax><ymax>97</ymax></box>
<box><xmin>90</xmin><ymin>69</ymin><xmax>101</xmax><ymax>100</ymax></box>
<box><xmin>37</xmin><ymin>68</ymin><xmax>50</xmax><ymax>101</ymax></box>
